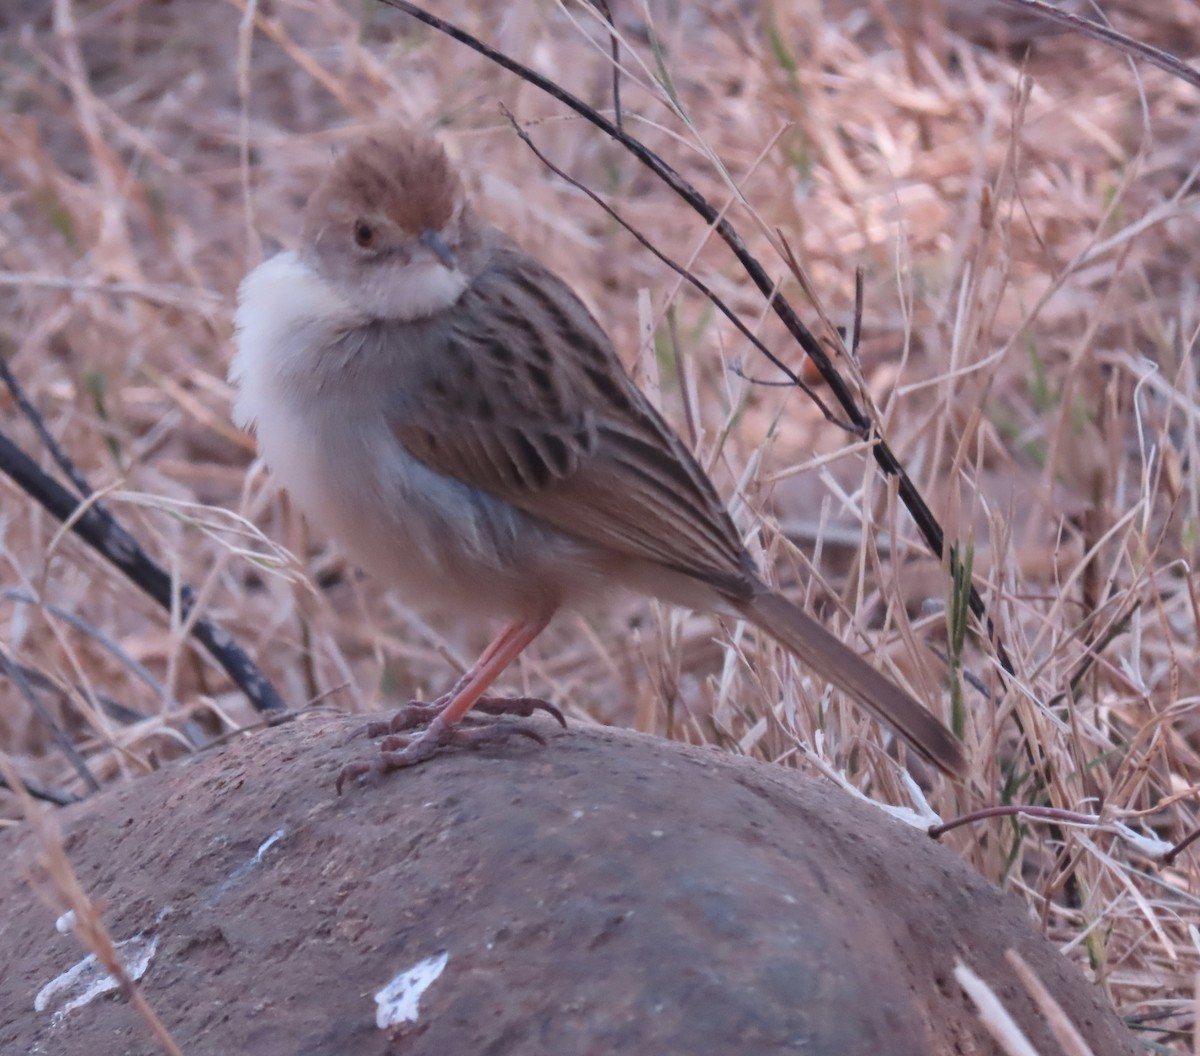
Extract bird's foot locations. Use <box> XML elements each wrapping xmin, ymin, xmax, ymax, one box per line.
<box><xmin>336</xmin><ymin>714</ymin><xmax>547</xmax><ymax>793</ymax></box>
<box><xmin>352</xmin><ymin>694</ymin><xmax>565</xmax><ymax>741</ymax></box>
<box><xmin>353</xmin><ymin>701</ymin><xmax>443</xmax><ymax>740</ymax></box>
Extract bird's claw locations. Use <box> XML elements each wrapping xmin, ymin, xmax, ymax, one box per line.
<box><xmin>343</xmin><ymin>694</ymin><xmax>564</xmax><ymax>746</ymax></box>
<box><xmin>336</xmin><ymin>717</ymin><xmax>547</xmax><ymax>794</ymax></box>
<box><xmin>471</xmin><ymin>695</ymin><xmax>567</xmax><ymax>728</ymax></box>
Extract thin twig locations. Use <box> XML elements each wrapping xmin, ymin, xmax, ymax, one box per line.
<box><xmin>0</xmin><ymin>350</ymin><xmax>99</xmax><ymax>506</ymax></box>
<box><xmin>0</xmin><ymin>428</ymin><xmax>286</xmax><ymax>714</ymax></box>
<box><xmin>0</xmin><ymin>646</ymin><xmax>146</xmax><ymax>728</ymax></box>
<box><xmin>0</xmin><ymin>642</ymin><xmax>100</xmax><ymax>793</ymax></box>
<box><xmin>379</xmin><ymin>0</ymin><xmax>1011</xmax><ymax>678</ymax></box>
<box><xmin>851</xmin><ymin>267</ymin><xmax>864</xmax><ymax>361</ymax></box>
<box><xmin>1163</xmin><ymin>827</ymin><xmax>1200</xmax><ymax>866</ymax></box>
<box><xmin>1</xmin><ymin>588</ymin><xmax>166</xmax><ymax>700</ymax></box>
<box><xmin>0</xmin><ymin>772</ymin><xmax>81</xmax><ymax>806</ymax></box>
<box><xmin>591</xmin><ymin>0</ymin><xmax>623</xmax><ymax>131</ymax></box>
<box><xmin>930</xmin><ymin>803</ymin><xmax>1100</xmax><ymax>839</ymax></box>
<box><xmin>994</xmin><ymin>0</ymin><xmax>1200</xmax><ymax>89</ymax></box>
<box><xmin>499</xmin><ymin>104</ymin><xmax>849</xmax><ymax>429</ymax></box>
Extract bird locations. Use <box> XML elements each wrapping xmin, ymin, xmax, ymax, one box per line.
<box><xmin>228</xmin><ymin>126</ymin><xmax>967</xmax><ymax>789</ymax></box>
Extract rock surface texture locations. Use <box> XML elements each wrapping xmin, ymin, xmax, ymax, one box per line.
<box><xmin>2</xmin><ymin>717</ymin><xmax>1137</xmax><ymax>1055</ymax></box>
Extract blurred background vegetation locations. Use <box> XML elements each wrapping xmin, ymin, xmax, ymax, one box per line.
<box><xmin>1</xmin><ymin>2</ymin><xmax>1198</xmax><ymax>1046</ymax></box>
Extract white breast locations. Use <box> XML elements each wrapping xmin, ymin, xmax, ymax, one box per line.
<box><xmin>231</xmin><ymin>253</ymin><xmax>353</xmax><ymax>517</ymax></box>
<box><xmin>229</xmin><ymin>252</ymin><xmax>604</xmax><ymax>620</ymax></box>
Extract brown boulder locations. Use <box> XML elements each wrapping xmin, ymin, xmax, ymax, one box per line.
<box><xmin>1</xmin><ymin>718</ymin><xmax>1136</xmax><ymax>1055</ymax></box>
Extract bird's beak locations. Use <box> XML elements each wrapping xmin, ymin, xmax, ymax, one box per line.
<box><xmin>419</xmin><ymin>229</ymin><xmax>456</xmax><ymax>270</ymax></box>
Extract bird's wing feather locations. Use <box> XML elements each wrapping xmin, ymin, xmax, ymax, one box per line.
<box><xmin>391</xmin><ymin>245</ymin><xmax>755</xmax><ymax>598</ymax></box>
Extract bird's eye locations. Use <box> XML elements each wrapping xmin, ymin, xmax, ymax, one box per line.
<box><xmin>353</xmin><ymin>220</ymin><xmax>375</xmax><ymax>248</ymax></box>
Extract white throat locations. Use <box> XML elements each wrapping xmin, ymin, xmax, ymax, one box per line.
<box><xmin>229</xmin><ymin>252</ymin><xmax>349</xmax><ymax>430</ymax></box>
<box><xmin>229</xmin><ymin>250</ymin><xmax>472</xmax><ymax>429</ymax></box>
<box><xmin>373</xmin><ymin>259</ymin><xmax>471</xmax><ymax>321</ymax></box>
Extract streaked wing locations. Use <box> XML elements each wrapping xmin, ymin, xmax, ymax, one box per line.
<box><xmin>392</xmin><ymin>243</ymin><xmax>755</xmax><ymax>598</ymax></box>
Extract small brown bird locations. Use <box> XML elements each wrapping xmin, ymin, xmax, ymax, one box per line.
<box><xmin>230</xmin><ymin>127</ymin><xmax>966</xmax><ymax>787</ymax></box>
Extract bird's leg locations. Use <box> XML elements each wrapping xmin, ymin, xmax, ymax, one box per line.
<box><xmin>360</xmin><ymin>621</ymin><xmax>564</xmax><ymax>737</ymax></box>
<box><xmin>353</xmin><ymin>618</ymin><xmax>565</xmax><ymax>741</ymax></box>
<box><xmin>337</xmin><ymin>614</ymin><xmax>555</xmax><ymax>791</ymax></box>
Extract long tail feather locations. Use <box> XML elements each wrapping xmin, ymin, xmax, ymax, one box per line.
<box><xmin>734</xmin><ymin>591</ymin><xmax>967</xmax><ymax>778</ymax></box>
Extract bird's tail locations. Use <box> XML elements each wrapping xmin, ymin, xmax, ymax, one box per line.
<box><xmin>733</xmin><ymin>590</ymin><xmax>967</xmax><ymax>778</ymax></box>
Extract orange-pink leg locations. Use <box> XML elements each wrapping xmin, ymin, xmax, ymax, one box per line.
<box><xmin>426</xmin><ymin>615</ymin><xmax>551</xmax><ymax>726</ymax></box>
<box><xmin>356</xmin><ymin>617</ymin><xmax>564</xmax><ymax>739</ymax></box>
<box><xmin>337</xmin><ymin>614</ymin><xmax>556</xmax><ymax>792</ymax></box>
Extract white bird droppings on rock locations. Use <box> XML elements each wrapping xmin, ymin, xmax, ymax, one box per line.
<box><xmin>374</xmin><ymin>951</ymin><xmax>450</xmax><ymax>1028</ymax></box>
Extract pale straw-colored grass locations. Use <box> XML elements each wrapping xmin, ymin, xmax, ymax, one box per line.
<box><xmin>1</xmin><ymin>0</ymin><xmax>1198</xmax><ymax>1046</ymax></box>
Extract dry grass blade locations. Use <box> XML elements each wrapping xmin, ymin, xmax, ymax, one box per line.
<box><xmin>0</xmin><ymin>0</ymin><xmax>1198</xmax><ymax>1045</ymax></box>
<box><xmin>0</xmin><ymin>752</ymin><xmax>181</xmax><ymax>1054</ymax></box>
<box><xmin>956</xmin><ymin>958</ymin><xmax>1042</xmax><ymax>1056</ymax></box>
<box><xmin>1008</xmin><ymin>948</ymin><xmax>1099</xmax><ymax>1056</ymax></box>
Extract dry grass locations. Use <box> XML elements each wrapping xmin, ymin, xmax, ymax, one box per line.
<box><xmin>1</xmin><ymin>0</ymin><xmax>1199</xmax><ymax>1047</ymax></box>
